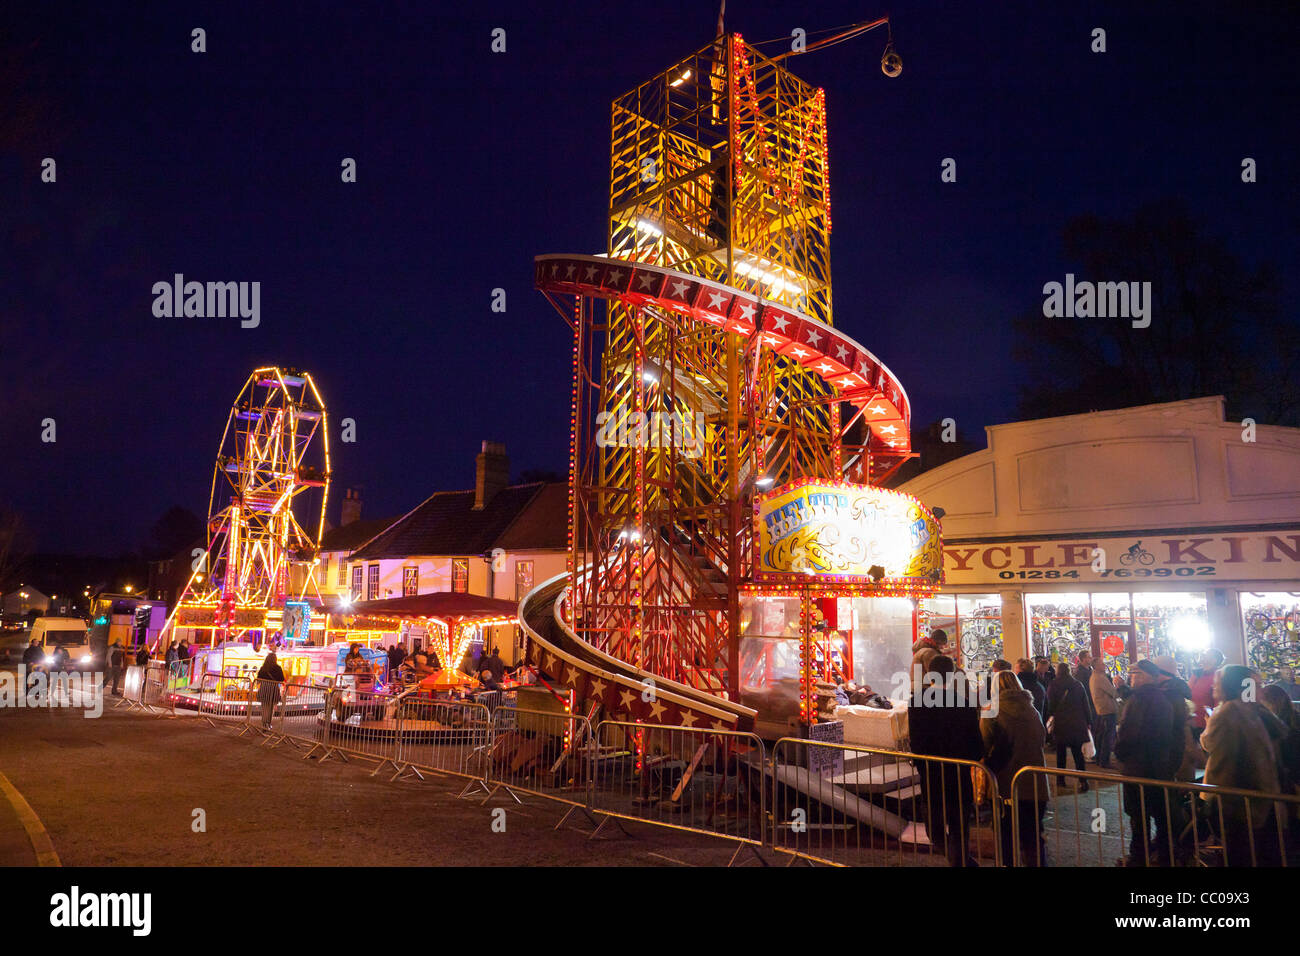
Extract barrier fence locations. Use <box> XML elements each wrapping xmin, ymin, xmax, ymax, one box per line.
<box><xmin>769</xmin><ymin>737</ymin><xmax>1000</xmax><ymax>867</ymax></box>
<box><xmin>483</xmin><ymin>706</ymin><xmax>594</xmax><ymax>810</ymax></box>
<box><xmin>591</xmin><ymin>721</ymin><xmax>767</xmax><ymax>853</ymax></box>
<box><xmin>395</xmin><ymin>696</ymin><xmax>493</xmax><ymax>782</ymax></box>
<box><xmin>1011</xmin><ymin>766</ymin><xmax>1300</xmax><ymax>868</ymax></box>
<box><xmin>143</xmin><ymin>695</ymin><xmax>1300</xmax><ymax>868</ymax></box>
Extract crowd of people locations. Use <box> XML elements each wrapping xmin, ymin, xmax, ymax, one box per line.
<box><xmin>906</xmin><ymin>627</ymin><xmax>1300</xmax><ymax>867</ymax></box>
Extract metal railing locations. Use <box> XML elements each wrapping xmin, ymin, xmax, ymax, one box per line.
<box><xmin>482</xmin><ymin>706</ymin><xmax>594</xmax><ymax>810</ymax></box>
<box><xmin>591</xmin><ymin>721</ymin><xmax>767</xmax><ymax>855</ymax></box>
<box><xmin>1011</xmin><ymin>765</ymin><xmax>1300</xmax><ymax>868</ymax></box>
<box><xmin>769</xmin><ymin>737</ymin><xmax>1001</xmax><ymax>868</ymax></box>
<box><xmin>390</xmin><ymin>695</ymin><xmax>492</xmax><ymax>783</ymax></box>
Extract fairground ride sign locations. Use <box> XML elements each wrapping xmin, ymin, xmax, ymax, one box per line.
<box><xmin>755</xmin><ymin>479</ymin><xmax>944</xmax><ymax>589</ymax></box>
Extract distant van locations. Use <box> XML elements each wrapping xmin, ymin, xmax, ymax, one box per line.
<box><xmin>31</xmin><ymin>617</ymin><xmax>95</xmax><ymax>669</ymax></box>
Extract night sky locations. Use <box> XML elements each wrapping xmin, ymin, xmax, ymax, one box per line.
<box><xmin>2</xmin><ymin>0</ymin><xmax>1296</xmax><ymax>554</ymax></box>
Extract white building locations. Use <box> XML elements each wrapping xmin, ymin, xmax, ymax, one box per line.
<box><xmin>898</xmin><ymin>397</ymin><xmax>1300</xmax><ymax>682</ymax></box>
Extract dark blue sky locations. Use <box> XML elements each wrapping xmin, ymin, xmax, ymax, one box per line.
<box><xmin>2</xmin><ymin>0</ymin><xmax>1296</xmax><ymax>553</ymax></box>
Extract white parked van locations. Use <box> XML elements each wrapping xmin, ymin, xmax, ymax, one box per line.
<box><xmin>31</xmin><ymin>617</ymin><xmax>96</xmax><ymax>670</ymax></box>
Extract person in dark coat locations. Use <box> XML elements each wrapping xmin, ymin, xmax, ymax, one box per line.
<box><xmin>1014</xmin><ymin>658</ymin><xmax>1048</xmax><ymax>721</ymax></box>
<box><xmin>982</xmin><ymin>670</ymin><xmax>1050</xmax><ymax>866</ymax></box>
<box><xmin>256</xmin><ymin>652</ymin><xmax>286</xmax><ymax>730</ymax></box>
<box><xmin>1114</xmin><ymin>659</ymin><xmax>1186</xmax><ymax>865</ymax></box>
<box><xmin>135</xmin><ymin>645</ymin><xmax>150</xmax><ymax>667</ymax></box>
<box><xmin>176</xmin><ymin>639</ymin><xmax>190</xmax><ymax>660</ymax></box>
<box><xmin>108</xmin><ymin>642</ymin><xmax>125</xmax><ymax>696</ymax></box>
<box><xmin>1045</xmin><ymin>662</ymin><xmax>1092</xmax><ymax>790</ymax></box>
<box><xmin>22</xmin><ymin>639</ymin><xmax>43</xmax><ymax>693</ymax></box>
<box><xmin>909</xmin><ymin>655</ymin><xmax>984</xmax><ymax>866</ymax></box>
<box><xmin>1074</xmin><ymin>651</ymin><xmax>1097</xmax><ymax>723</ymax></box>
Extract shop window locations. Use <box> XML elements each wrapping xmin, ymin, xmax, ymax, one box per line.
<box><xmin>1026</xmin><ymin>593</ymin><xmax>1091</xmax><ymax>666</ymax></box>
<box><xmin>1134</xmin><ymin>592</ymin><xmax>1208</xmax><ymax>679</ymax></box>
<box><xmin>515</xmin><ymin>560</ymin><xmax>534</xmax><ymax>601</ymax></box>
<box><xmin>367</xmin><ymin>564</ymin><xmax>379</xmax><ymax>601</ymax></box>
<box><xmin>920</xmin><ymin>594</ymin><xmax>1003</xmax><ymax>672</ymax></box>
<box><xmin>452</xmin><ymin>559</ymin><xmax>469</xmax><ymax>594</ymax></box>
<box><xmin>350</xmin><ymin>565</ymin><xmax>363</xmax><ymax>599</ymax></box>
<box><xmin>1241</xmin><ymin>592</ymin><xmax>1300</xmax><ymax>684</ymax></box>
<box><xmin>402</xmin><ymin>567</ymin><xmax>418</xmax><ymax>597</ymax></box>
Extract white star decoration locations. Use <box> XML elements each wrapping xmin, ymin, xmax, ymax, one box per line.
<box><xmin>607</xmin><ymin>269</ymin><xmax>623</xmax><ymax>285</ymax></box>
<box><xmin>817</xmin><ymin>362</ymin><xmax>833</xmax><ymax>373</ymax></box>
<box><xmin>564</xmin><ymin>665</ymin><xmax>578</xmax><ymax>684</ymax></box>
<box><xmin>869</xmin><ymin>405</ymin><xmax>888</xmax><ymax>416</ymax></box>
<box><xmin>838</xmin><ymin>377</ymin><xmax>857</xmax><ymax>388</ymax></box>
<box><xmin>584</xmin><ymin>265</ymin><xmax>598</xmax><ymax>280</ymax></box>
<box><xmin>619</xmin><ymin>689</ymin><xmax>636</xmax><ymax>709</ymax></box>
<box><xmin>738</xmin><ymin>302</ymin><xmax>756</xmax><ymax>321</ymax></box>
<box><xmin>768</xmin><ymin>313</ymin><xmax>788</xmax><ymax>331</ymax></box>
<box><xmin>805</xmin><ymin>329</ymin><xmax>822</xmax><ymax>347</ymax></box>
<box><xmin>565</xmin><ymin>264</ymin><xmax>576</xmax><ymax>278</ymax></box>
<box><xmin>590</xmin><ymin>678</ymin><xmax>607</xmax><ymax>698</ymax></box>
<box><xmin>671</xmin><ymin>280</ymin><xmax>691</xmax><ymax>298</ymax></box>
<box><xmin>791</xmin><ymin>347</ymin><xmax>808</xmax><ymax>359</ymax></box>
<box><xmin>879</xmin><ymin>424</ymin><xmax>898</xmax><ymax>435</ymax></box>
<box><xmin>637</xmin><ymin>273</ymin><xmax>655</xmax><ymax>290</ymax></box>
<box><xmin>679</xmin><ymin>711</ymin><xmax>700</xmax><ymax>727</ymax></box>
<box><xmin>648</xmin><ymin>700</ymin><xmax>666</xmax><ymax>720</ymax></box>
<box><xmin>835</xmin><ymin>344</ymin><xmax>848</xmax><ymax>360</ymax></box>
<box><xmin>707</xmin><ymin>291</ymin><xmax>726</xmax><ymax>310</ymax></box>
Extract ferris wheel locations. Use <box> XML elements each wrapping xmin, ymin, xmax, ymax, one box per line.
<box><xmin>198</xmin><ymin>367</ymin><xmax>330</xmax><ymax>616</ymax></box>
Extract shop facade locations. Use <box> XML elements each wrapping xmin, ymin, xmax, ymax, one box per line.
<box><xmin>898</xmin><ymin>397</ymin><xmax>1300</xmax><ymax>682</ymax></box>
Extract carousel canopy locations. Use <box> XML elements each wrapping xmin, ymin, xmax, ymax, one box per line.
<box><xmin>345</xmin><ymin>592</ymin><xmax>520</xmax><ymax>625</ymax></box>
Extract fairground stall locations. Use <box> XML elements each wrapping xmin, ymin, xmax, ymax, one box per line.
<box><xmin>740</xmin><ymin>479</ymin><xmax>943</xmax><ymax>741</ymax></box>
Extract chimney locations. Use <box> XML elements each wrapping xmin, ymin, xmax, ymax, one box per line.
<box><xmin>474</xmin><ymin>441</ymin><xmax>509</xmax><ymax>510</ymax></box>
<box><xmin>341</xmin><ymin>488</ymin><xmax>363</xmax><ymax>526</ymax></box>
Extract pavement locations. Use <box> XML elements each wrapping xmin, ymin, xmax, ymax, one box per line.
<box><xmin>0</xmin><ymin>687</ymin><xmax>749</xmax><ymax>867</ymax></box>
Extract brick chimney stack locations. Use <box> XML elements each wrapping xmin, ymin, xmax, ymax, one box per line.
<box><xmin>474</xmin><ymin>441</ymin><xmax>509</xmax><ymax>510</ymax></box>
<box><xmin>341</xmin><ymin>488</ymin><xmax>363</xmax><ymax>526</ymax></box>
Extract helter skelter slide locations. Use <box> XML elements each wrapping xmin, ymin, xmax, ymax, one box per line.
<box><xmin>524</xmin><ymin>25</ymin><xmax>944</xmax><ymax>749</ymax></box>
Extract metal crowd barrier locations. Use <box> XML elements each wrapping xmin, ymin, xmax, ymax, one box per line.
<box><xmin>769</xmin><ymin>737</ymin><xmax>1001</xmax><ymax>868</ymax></box>
<box><xmin>590</xmin><ymin>720</ymin><xmax>767</xmax><ymax>857</ymax></box>
<box><xmin>1011</xmin><ymin>766</ymin><xmax>1300</xmax><ymax>868</ymax></box>
<box><xmin>393</xmin><ymin>696</ymin><xmax>493</xmax><ymax>784</ymax></box>
<box><xmin>296</xmin><ymin>686</ymin><xmax>405</xmax><ymax>771</ymax></box>
<box><xmin>196</xmin><ymin>674</ymin><xmax>254</xmax><ymax>727</ymax></box>
<box><xmin>482</xmin><ymin>706</ymin><xmax>594</xmax><ymax>812</ymax></box>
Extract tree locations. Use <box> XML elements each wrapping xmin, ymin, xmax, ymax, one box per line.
<box><xmin>1012</xmin><ymin>201</ymin><xmax>1293</xmax><ymax>426</ymax></box>
<box><xmin>143</xmin><ymin>506</ymin><xmax>205</xmax><ymax>561</ymax></box>
<box><xmin>0</xmin><ymin>506</ymin><xmax>30</xmax><ymax>593</ymax></box>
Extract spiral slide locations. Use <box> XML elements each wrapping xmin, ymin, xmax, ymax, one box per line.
<box><xmin>517</xmin><ymin>572</ymin><xmax>756</xmax><ymax>729</ymax></box>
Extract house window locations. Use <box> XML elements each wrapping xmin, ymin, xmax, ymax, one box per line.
<box><xmin>337</xmin><ymin>559</ymin><xmax>348</xmax><ymax>586</ymax></box>
<box><xmin>351</xmin><ymin>565</ymin><xmax>363</xmax><ymax>599</ymax></box>
<box><xmin>366</xmin><ymin>564</ymin><xmax>379</xmax><ymax>601</ymax></box>
<box><xmin>403</xmin><ymin>567</ymin><xmax>419</xmax><ymax>597</ymax></box>
<box><xmin>515</xmin><ymin>560</ymin><xmax>534</xmax><ymax>601</ymax></box>
<box><xmin>452</xmin><ymin>559</ymin><xmax>469</xmax><ymax>594</ymax></box>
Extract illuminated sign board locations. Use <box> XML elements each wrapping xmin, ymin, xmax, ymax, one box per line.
<box><xmin>283</xmin><ymin>600</ymin><xmax>311</xmax><ymax>643</ymax></box>
<box><xmin>755</xmin><ymin>479</ymin><xmax>943</xmax><ymax>588</ymax></box>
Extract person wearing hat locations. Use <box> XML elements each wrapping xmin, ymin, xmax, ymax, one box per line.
<box><xmin>1153</xmin><ymin>654</ymin><xmax>1193</xmax><ymax>701</ymax></box>
<box><xmin>1114</xmin><ymin>659</ymin><xmax>1188</xmax><ymax>865</ymax></box>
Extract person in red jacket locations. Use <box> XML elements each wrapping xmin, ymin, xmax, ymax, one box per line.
<box><xmin>1189</xmin><ymin>649</ymin><xmax>1224</xmax><ymax>743</ymax></box>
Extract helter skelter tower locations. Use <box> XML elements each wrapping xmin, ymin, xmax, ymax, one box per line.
<box><xmin>535</xmin><ymin>24</ymin><xmax>936</xmax><ymax>714</ymax></box>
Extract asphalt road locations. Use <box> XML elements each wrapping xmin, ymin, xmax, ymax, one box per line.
<box><xmin>0</xmin><ymin>688</ymin><xmax>746</xmax><ymax>867</ymax></box>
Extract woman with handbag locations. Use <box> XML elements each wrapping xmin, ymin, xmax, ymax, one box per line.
<box><xmin>1045</xmin><ymin>662</ymin><xmax>1092</xmax><ymax>791</ymax></box>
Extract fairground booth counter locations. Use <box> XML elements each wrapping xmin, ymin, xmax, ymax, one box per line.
<box><xmin>740</xmin><ymin>479</ymin><xmax>943</xmax><ymax>743</ymax></box>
